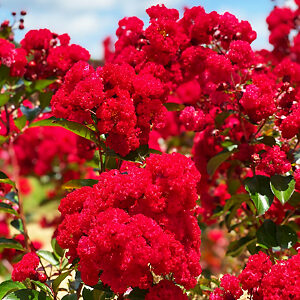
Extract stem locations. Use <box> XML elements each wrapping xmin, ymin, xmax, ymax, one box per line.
<box><xmin>251</xmin><ymin>118</ymin><xmax>267</xmax><ymax>140</ymax></box>
<box><xmin>77</xmin><ymin>283</ymin><xmax>83</xmax><ymax>300</ymax></box>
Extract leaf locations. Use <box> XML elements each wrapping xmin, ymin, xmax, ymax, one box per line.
<box><xmin>127</xmin><ymin>288</ymin><xmax>148</xmax><ymax>300</ymax></box>
<box><xmin>0</xmin><ymin>171</ymin><xmax>16</xmax><ymax>188</ymax></box>
<box><xmin>254</xmin><ymin>136</ymin><xmax>277</xmax><ymax>147</ymax></box>
<box><xmin>257</xmin><ymin>220</ymin><xmax>277</xmax><ymax>249</ymax></box>
<box><xmin>10</xmin><ymin>219</ymin><xmax>24</xmax><ymax>234</ymax></box>
<box><xmin>0</xmin><ymin>93</ymin><xmax>10</xmax><ymax>106</ymax></box>
<box><xmin>0</xmin><ymin>203</ymin><xmax>19</xmax><ymax>216</ymax></box>
<box><xmin>244</xmin><ymin>175</ymin><xmax>274</xmax><ymax>215</ymax></box>
<box><xmin>30</xmin><ymin>117</ymin><xmax>99</xmax><ymax>145</ymax></box>
<box><xmin>31</xmin><ymin>281</ymin><xmax>53</xmax><ymax>297</ymax></box>
<box><xmin>37</xmin><ymin>250</ymin><xmax>60</xmax><ymax>266</ymax></box>
<box><xmin>227</xmin><ymin>236</ymin><xmax>256</xmax><ymax>257</ymax></box>
<box><xmin>288</xmin><ymin>191</ymin><xmax>300</xmax><ymax>207</ymax></box>
<box><xmin>20</xmin><ymin>105</ymin><xmax>41</xmax><ymax>122</ymax></box>
<box><xmin>3</xmin><ymin>290</ymin><xmax>52</xmax><ymax>300</ymax></box>
<box><xmin>276</xmin><ymin>225</ymin><xmax>298</xmax><ymax>249</ymax></box>
<box><xmin>0</xmin><ymin>238</ymin><xmax>24</xmax><ymax>251</ymax></box>
<box><xmin>257</xmin><ymin>220</ymin><xmax>298</xmax><ymax>250</ymax></box>
<box><xmin>163</xmin><ymin>102</ymin><xmax>185</xmax><ymax>111</ymax></box>
<box><xmin>26</xmin><ymin>79</ymin><xmax>55</xmax><ymax>94</ymax></box>
<box><xmin>0</xmin><ymin>281</ymin><xmax>25</xmax><ymax>300</ymax></box>
<box><xmin>14</xmin><ymin>115</ymin><xmax>27</xmax><ymax>130</ymax></box>
<box><xmin>39</xmin><ymin>91</ymin><xmax>53</xmax><ymax>109</ymax></box>
<box><xmin>270</xmin><ymin>175</ymin><xmax>295</xmax><ymax>204</ymax></box>
<box><xmin>61</xmin><ymin>295</ymin><xmax>77</xmax><ymax>300</ymax></box>
<box><xmin>52</xmin><ymin>270</ymin><xmax>72</xmax><ymax>293</ymax></box>
<box><xmin>215</xmin><ymin>111</ymin><xmax>231</xmax><ymax>128</ymax></box>
<box><xmin>51</xmin><ymin>238</ymin><xmax>64</xmax><ymax>258</ymax></box>
<box><xmin>62</xmin><ymin>179</ymin><xmax>98</xmax><ymax>190</ymax></box>
<box><xmin>207</xmin><ymin>151</ymin><xmax>233</xmax><ymax>176</ymax></box>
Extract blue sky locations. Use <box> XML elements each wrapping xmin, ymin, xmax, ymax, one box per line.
<box><xmin>0</xmin><ymin>0</ymin><xmax>295</xmax><ymax>58</ymax></box>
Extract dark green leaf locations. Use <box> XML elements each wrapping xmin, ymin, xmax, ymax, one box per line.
<box><xmin>163</xmin><ymin>102</ymin><xmax>185</xmax><ymax>111</ymax></box>
<box><xmin>61</xmin><ymin>295</ymin><xmax>77</xmax><ymax>300</ymax></box>
<box><xmin>26</xmin><ymin>79</ymin><xmax>55</xmax><ymax>94</ymax></box>
<box><xmin>227</xmin><ymin>236</ymin><xmax>256</xmax><ymax>257</ymax></box>
<box><xmin>127</xmin><ymin>287</ymin><xmax>148</xmax><ymax>300</ymax></box>
<box><xmin>215</xmin><ymin>111</ymin><xmax>231</xmax><ymax>128</ymax></box>
<box><xmin>30</xmin><ymin>117</ymin><xmax>99</xmax><ymax>145</ymax></box>
<box><xmin>207</xmin><ymin>150</ymin><xmax>233</xmax><ymax>176</ymax></box>
<box><xmin>10</xmin><ymin>219</ymin><xmax>24</xmax><ymax>234</ymax></box>
<box><xmin>257</xmin><ymin>220</ymin><xmax>277</xmax><ymax>248</ymax></box>
<box><xmin>0</xmin><ymin>65</ymin><xmax>10</xmax><ymax>86</ymax></box>
<box><xmin>276</xmin><ymin>225</ymin><xmax>298</xmax><ymax>249</ymax></box>
<box><xmin>0</xmin><ymin>203</ymin><xmax>18</xmax><ymax>216</ymax></box>
<box><xmin>31</xmin><ymin>281</ymin><xmax>53</xmax><ymax>297</ymax></box>
<box><xmin>14</xmin><ymin>115</ymin><xmax>27</xmax><ymax>130</ymax></box>
<box><xmin>244</xmin><ymin>175</ymin><xmax>274</xmax><ymax>215</ymax></box>
<box><xmin>3</xmin><ymin>290</ymin><xmax>52</xmax><ymax>300</ymax></box>
<box><xmin>37</xmin><ymin>250</ymin><xmax>60</xmax><ymax>266</ymax></box>
<box><xmin>254</xmin><ymin>136</ymin><xmax>276</xmax><ymax>147</ymax></box>
<box><xmin>0</xmin><ymin>281</ymin><xmax>25</xmax><ymax>299</ymax></box>
<box><xmin>270</xmin><ymin>175</ymin><xmax>295</xmax><ymax>204</ymax></box>
<box><xmin>52</xmin><ymin>270</ymin><xmax>72</xmax><ymax>293</ymax></box>
<box><xmin>0</xmin><ymin>238</ymin><xmax>24</xmax><ymax>251</ymax></box>
<box><xmin>39</xmin><ymin>91</ymin><xmax>53</xmax><ymax>109</ymax></box>
<box><xmin>288</xmin><ymin>191</ymin><xmax>300</xmax><ymax>207</ymax></box>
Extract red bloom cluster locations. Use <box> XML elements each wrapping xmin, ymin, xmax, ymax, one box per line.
<box><xmin>12</xmin><ymin>252</ymin><xmax>39</xmax><ymax>282</ymax></box>
<box><xmin>13</xmin><ymin>125</ymin><xmax>94</xmax><ymax>177</ymax></box>
<box><xmin>211</xmin><ymin>252</ymin><xmax>300</xmax><ymax>299</ymax></box>
<box><xmin>0</xmin><ymin>38</ymin><xmax>27</xmax><ymax>77</ymax></box>
<box><xmin>210</xmin><ymin>274</ymin><xmax>242</xmax><ymax>300</ymax></box>
<box><xmin>56</xmin><ymin>153</ymin><xmax>201</xmax><ymax>293</ymax></box>
<box><xmin>256</xmin><ymin>145</ymin><xmax>291</xmax><ymax>176</ymax></box>
<box><xmin>20</xmin><ymin>29</ymin><xmax>90</xmax><ymax>80</ymax></box>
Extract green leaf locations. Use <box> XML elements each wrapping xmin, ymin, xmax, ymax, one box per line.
<box><xmin>10</xmin><ymin>219</ymin><xmax>24</xmax><ymax>234</ymax></box>
<box><xmin>244</xmin><ymin>175</ymin><xmax>274</xmax><ymax>215</ymax></box>
<box><xmin>215</xmin><ymin>111</ymin><xmax>231</xmax><ymax>128</ymax></box>
<box><xmin>227</xmin><ymin>236</ymin><xmax>256</xmax><ymax>257</ymax></box>
<box><xmin>0</xmin><ymin>238</ymin><xmax>24</xmax><ymax>251</ymax></box>
<box><xmin>276</xmin><ymin>225</ymin><xmax>298</xmax><ymax>249</ymax></box>
<box><xmin>30</xmin><ymin>117</ymin><xmax>99</xmax><ymax>145</ymax></box>
<box><xmin>0</xmin><ymin>281</ymin><xmax>25</xmax><ymax>300</ymax></box>
<box><xmin>0</xmin><ymin>93</ymin><xmax>10</xmax><ymax>106</ymax></box>
<box><xmin>0</xmin><ymin>171</ymin><xmax>16</xmax><ymax>188</ymax></box>
<box><xmin>3</xmin><ymin>289</ymin><xmax>52</xmax><ymax>300</ymax></box>
<box><xmin>31</xmin><ymin>281</ymin><xmax>53</xmax><ymax>297</ymax></box>
<box><xmin>207</xmin><ymin>150</ymin><xmax>233</xmax><ymax>176</ymax></box>
<box><xmin>0</xmin><ymin>203</ymin><xmax>19</xmax><ymax>216</ymax></box>
<box><xmin>52</xmin><ymin>270</ymin><xmax>72</xmax><ymax>293</ymax></box>
<box><xmin>51</xmin><ymin>238</ymin><xmax>65</xmax><ymax>258</ymax></box>
<box><xmin>62</xmin><ymin>179</ymin><xmax>98</xmax><ymax>190</ymax></box>
<box><xmin>257</xmin><ymin>220</ymin><xmax>277</xmax><ymax>248</ymax></box>
<box><xmin>163</xmin><ymin>102</ymin><xmax>185</xmax><ymax>111</ymax></box>
<box><xmin>14</xmin><ymin>115</ymin><xmax>27</xmax><ymax>131</ymax></box>
<box><xmin>37</xmin><ymin>250</ymin><xmax>60</xmax><ymax>266</ymax></box>
<box><xmin>26</xmin><ymin>79</ymin><xmax>55</xmax><ymax>94</ymax></box>
<box><xmin>270</xmin><ymin>175</ymin><xmax>295</xmax><ymax>204</ymax></box>
<box><xmin>0</xmin><ymin>65</ymin><xmax>10</xmax><ymax>86</ymax></box>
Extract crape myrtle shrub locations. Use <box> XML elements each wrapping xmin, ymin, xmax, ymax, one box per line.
<box><xmin>0</xmin><ymin>1</ymin><xmax>299</xmax><ymax>300</ymax></box>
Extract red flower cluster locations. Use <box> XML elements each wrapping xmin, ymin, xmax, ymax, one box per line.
<box><xmin>211</xmin><ymin>252</ymin><xmax>300</xmax><ymax>299</ymax></box>
<box><xmin>56</xmin><ymin>153</ymin><xmax>201</xmax><ymax>293</ymax></box>
<box><xmin>20</xmin><ymin>29</ymin><xmax>90</xmax><ymax>80</ymax></box>
<box><xmin>0</xmin><ymin>38</ymin><xmax>27</xmax><ymax>77</ymax></box>
<box><xmin>12</xmin><ymin>252</ymin><xmax>39</xmax><ymax>282</ymax></box>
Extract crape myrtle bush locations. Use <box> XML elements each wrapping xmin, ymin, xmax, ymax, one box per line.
<box><xmin>0</xmin><ymin>1</ymin><xmax>299</xmax><ymax>300</ymax></box>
